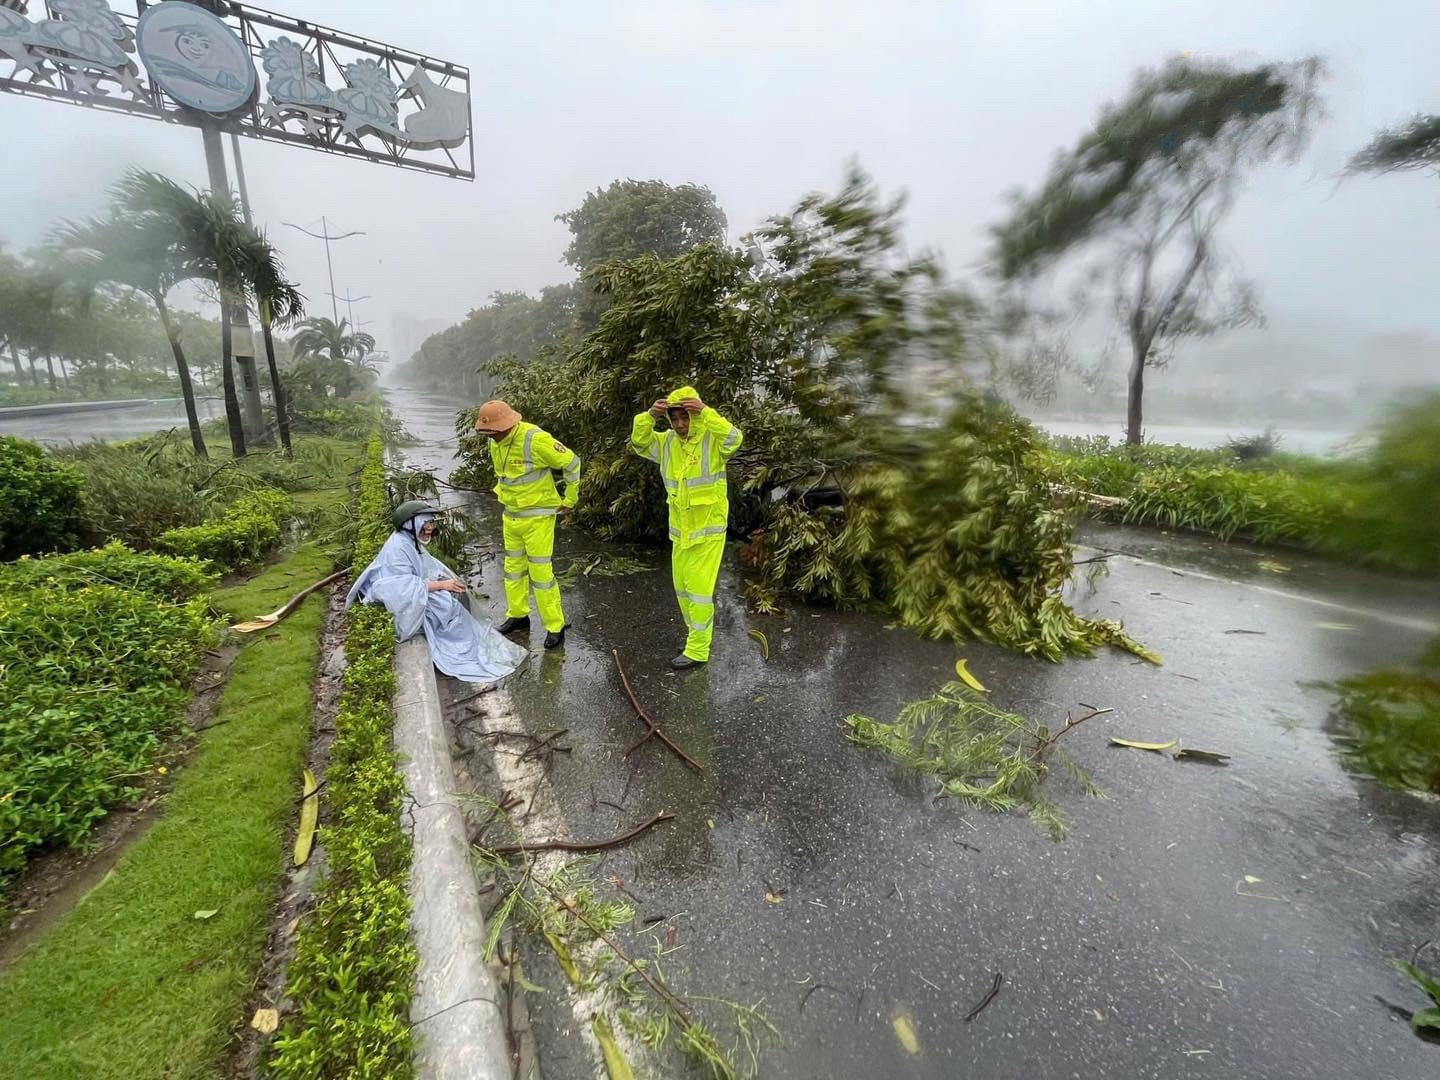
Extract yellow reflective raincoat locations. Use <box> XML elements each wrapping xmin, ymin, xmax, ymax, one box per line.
<box><xmin>489</xmin><ymin>421</ymin><xmax>580</xmax><ymax>632</ymax></box>
<box><xmin>630</xmin><ymin>386</ymin><xmax>743</xmax><ymax>661</ymax></box>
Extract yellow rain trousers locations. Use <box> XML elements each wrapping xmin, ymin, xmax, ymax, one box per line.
<box><xmin>630</xmin><ymin>387</ymin><xmax>743</xmax><ymax>661</ymax></box>
<box><xmin>489</xmin><ymin>421</ymin><xmax>580</xmax><ymax>633</ymax></box>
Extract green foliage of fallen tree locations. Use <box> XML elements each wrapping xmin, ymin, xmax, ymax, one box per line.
<box><xmin>456</xmin><ymin>168</ymin><xmax>1151</xmax><ymax>661</ymax></box>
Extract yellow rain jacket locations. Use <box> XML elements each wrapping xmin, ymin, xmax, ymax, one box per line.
<box><xmin>488</xmin><ymin>422</ymin><xmax>580</xmax><ymax>514</ymax></box>
<box><xmin>629</xmin><ymin>386</ymin><xmax>743</xmax><ymax>548</ymax></box>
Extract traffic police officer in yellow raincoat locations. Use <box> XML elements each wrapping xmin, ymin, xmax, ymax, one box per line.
<box><xmin>474</xmin><ymin>399</ymin><xmax>580</xmax><ymax>649</ymax></box>
<box><xmin>630</xmin><ymin>386</ymin><xmax>743</xmax><ymax>668</ymax></box>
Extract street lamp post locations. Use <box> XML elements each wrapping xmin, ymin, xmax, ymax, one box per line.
<box><xmin>283</xmin><ymin>219</ymin><xmax>366</xmax><ymax>324</ymax></box>
<box><xmin>327</xmin><ymin>290</ymin><xmax>372</xmax><ymax>328</ymax></box>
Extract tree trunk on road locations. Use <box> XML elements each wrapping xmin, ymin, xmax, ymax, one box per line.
<box><xmin>156</xmin><ymin>294</ymin><xmax>208</xmax><ymax>458</ymax></box>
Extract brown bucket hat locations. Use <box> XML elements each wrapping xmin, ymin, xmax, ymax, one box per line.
<box><xmin>473</xmin><ymin>399</ymin><xmax>523</xmax><ymax>433</ymax></box>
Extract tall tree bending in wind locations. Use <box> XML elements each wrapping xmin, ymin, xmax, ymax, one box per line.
<box><xmin>1348</xmin><ymin>114</ymin><xmax>1440</xmax><ymax>178</ymax></box>
<box><xmin>990</xmin><ymin>56</ymin><xmax>1324</xmax><ymax>444</ymax></box>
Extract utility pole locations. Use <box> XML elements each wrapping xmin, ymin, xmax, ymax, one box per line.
<box><xmin>327</xmin><ymin>290</ymin><xmax>371</xmax><ymax>327</ymax></box>
<box><xmin>285</xmin><ymin>219</ymin><xmax>366</xmax><ymax>324</ymax></box>
<box><xmin>202</xmin><ymin>126</ymin><xmax>267</xmax><ymax>443</ymax></box>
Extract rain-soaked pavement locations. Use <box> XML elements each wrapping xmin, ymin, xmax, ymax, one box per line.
<box><xmin>388</xmin><ymin>388</ymin><xmax>1440</xmax><ymax>1080</ymax></box>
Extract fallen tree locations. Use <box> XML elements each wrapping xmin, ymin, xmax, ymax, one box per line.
<box><xmin>454</xmin><ymin>168</ymin><xmax>1153</xmax><ymax>661</ymax></box>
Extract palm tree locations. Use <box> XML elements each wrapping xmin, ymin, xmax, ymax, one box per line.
<box><xmin>107</xmin><ymin>171</ymin><xmax>305</xmax><ymax>459</ymax></box>
<box><xmin>52</xmin><ymin>210</ymin><xmax>210</xmax><ymax>456</ymax></box>
<box><xmin>241</xmin><ymin>236</ymin><xmax>304</xmax><ymax>457</ymax></box>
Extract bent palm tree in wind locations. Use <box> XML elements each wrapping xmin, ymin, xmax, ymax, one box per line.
<box><xmin>52</xmin><ymin>209</ymin><xmax>211</xmax><ymax>456</ymax></box>
<box><xmin>105</xmin><ymin>170</ymin><xmax>305</xmax><ymax>458</ymax></box>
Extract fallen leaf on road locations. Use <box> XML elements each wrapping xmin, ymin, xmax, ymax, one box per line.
<box><xmin>954</xmin><ymin>659</ymin><xmax>988</xmax><ymax>693</ymax></box>
<box><xmin>593</xmin><ymin>1014</ymin><xmax>636</xmax><ymax>1080</ymax></box>
<box><xmin>1109</xmin><ymin>737</ymin><xmax>1177</xmax><ymax>752</ymax></box>
<box><xmin>893</xmin><ymin>1014</ymin><xmax>921</xmax><ymax>1055</ymax></box>
<box><xmin>1174</xmin><ymin>748</ymin><xmax>1231</xmax><ymax>765</ymax></box>
<box><xmin>294</xmin><ymin>768</ymin><xmax>318</xmax><ymax>867</ymax></box>
<box><xmin>1258</xmin><ymin>561</ymin><xmax>1290</xmax><ymax>574</ymax></box>
<box><xmin>250</xmin><ymin>1008</ymin><xmax>279</xmax><ymax>1034</ymax></box>
<box><xmin>765</xmin><ymin>890</ymin><xmax>785</xmax><ymax>904</ymax></box>
<box><xmin>747</xmin><ymin>628</ymin><xmax>771</xmax><ymax>660</ymax></box>
<box><xmin>1234</xmin><ymin>876</ymin><xmax>1290</xmax><ymax>904</ymax></box>
<box><xmin>1091</xmin><ymin>1008</ymin><xmax>1105</xmax><ymax>1022</ymax></box>
<box><xmin>1316</xmin><ymin>622</ymin><xmax>1357</xmax><ymax>631</ymax></box>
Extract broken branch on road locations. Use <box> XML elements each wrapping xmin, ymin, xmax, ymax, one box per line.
<box><xmin>478</xmin><ymin>811</ymin><xmax>674</xmax><ymax>855</ymax></box>
<box><xmin>963</xmin><ymin>972</ymin><xmax>1004</xmax><ymax>1022</ymax></box>
<box><xmin>613</xmin><ymin>649</ymin><xmax>705</xmax><ymax>772</ymax></box>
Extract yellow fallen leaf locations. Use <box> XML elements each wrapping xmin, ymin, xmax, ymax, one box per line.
<box><xmin>1243</xmin><ymin>874</ymin><xmax>1262</xmax><ymax>884</ymax></box>
<box><xmin>1091</xmin><ymin>1008</ymin><xmax>1105</xmax><ymax>1022</ymax></box>
<box><xmin>1258</xmin><ymin>560</ymin><xmax>1290</xmax><ymax>574</ymax></box>
<box><xmin>746</xmin><ymin>628</ymin><xmax>771</xmax><ymax>660</ymax></box>
<box><xmin>893</xmin><ymin>1014</ymin><xmax>921</xmax><ymax>1055</ymax></box>
<box><xmin>294</xmin><ymin>768</ymin><xmax>318</xmax><ymax>867</ymax></box>
<box><xmin>193</xmin><ymin>909</ymin><xmax>218</xmax><ymax>920</ymax></box>
<box><xmin>765</xmin><ymin>891</ymin><xmax>785</xmax><ymax>904</ymax></box>
<box><xmin>954</xmin><ymin>659</ymin><xmax>988</xmax><ymax>693</ymax></box>
<box><xmin>1109</xmin><ymin>737</ymin><xmax>1178</xmax><ymax>752</ymax></box>
<box><xmin>592</xmin><ymin>1015</ymin><xmax>636</xmax><ymax>1080</ymax></box>
<box><xmin>250</xmin><ymin>1008</ymin><xmax>279</xmax><ymax>1035</ymax></box>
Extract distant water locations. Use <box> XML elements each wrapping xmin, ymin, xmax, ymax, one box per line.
<box><xmin>1032</xmin><ymin>418</ymin><xmax>1360</xmax><ymax>457</ymax></box>
<box><xmin>0</xmin><ymin>398</ymin><xmax>223</xmax><ymax>447</ymax></box>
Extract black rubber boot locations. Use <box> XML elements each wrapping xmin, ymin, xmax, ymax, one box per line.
<box><xmin>543</xmin><ymin>626</ymin><xmax>568</xmax><ymax>650</ymax></box>
<box><xmin>496</xmin><ymin>616</ymin><xmax>528</xmax><ymax>635</ymax></box>
<box><xmin>669</xmin><ymin>654</ymin><xmax>705</xmax><ymax>669</ymax></box>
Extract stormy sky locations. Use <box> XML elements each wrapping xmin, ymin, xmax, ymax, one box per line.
<box><xmin>1</xmin><ymin>0</ymin><xmax>1437</xmax><ymax>374</ymax></box>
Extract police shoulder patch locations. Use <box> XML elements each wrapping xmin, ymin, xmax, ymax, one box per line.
<box><xmin>553</xmin><ymin>442</ymin><xmax>568</xmax><ymax>454</ymax></box>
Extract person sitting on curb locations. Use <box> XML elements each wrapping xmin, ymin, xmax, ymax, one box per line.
<box><xmin>474</xmin><ymin>399</ymin><xmax>580</xmax><ymax>650</ymax></box>
<box><xmin>630</xmin><ymin>385</ymin><xmax>743</xmax><ymax>669</ymax></box>
<box><xmin>346</xmin><ymin>500</ymin><xmax>527</xmax><ymax>683</ymax></box>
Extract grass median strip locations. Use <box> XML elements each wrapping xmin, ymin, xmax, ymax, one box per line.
<box><xmin>0</xmin><ymin>543</ymin><xmax>334</xmax><ymax>1080</ymax></box>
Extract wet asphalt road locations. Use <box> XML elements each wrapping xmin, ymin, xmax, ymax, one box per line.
<box><xmin>389</xmin><ymin>389</ymin><xmax>1440</xmax><ymax>1080</ymax></box>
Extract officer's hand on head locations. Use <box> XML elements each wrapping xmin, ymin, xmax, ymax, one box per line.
<box><xmin>681</xmin><ymin>398</ymin><xmax>705</xmax><ymax>413</ymax></box>
<box><xmin>649</xmin><ymin>399</ymin><xmax>669</xmax><ymax>418</ymax></box>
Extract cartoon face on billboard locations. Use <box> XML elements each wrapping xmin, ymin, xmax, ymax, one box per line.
<box><xmin>137</xmin><ymin>1</ymin><xmax>255</xmax><ymax>113</ymax></box>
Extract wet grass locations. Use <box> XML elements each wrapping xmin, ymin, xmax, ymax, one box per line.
<box><xmin>0</xmin><ymin>544</ymin><xmax>334</xmax><ymax>1080</ymax></box>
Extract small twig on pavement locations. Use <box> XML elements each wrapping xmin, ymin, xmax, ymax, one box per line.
<box><xmin>613</xmin><ymin>649</ymin><xmax>705</xmax><ymax>772</ymax></box>
<box><xmin>517</xmin><ymin>729</ymin><xmax>571</xmax><ymax>763</ymax></box>
<box><xmin>480</xmin><ymin>811</ymin><xmax>674</xmax><ymax>855</ymax></box>
<box><xmin>799</xmin><ymin>984</ymin><xmax>844</xmax><ymax>1014</ymax></box>
<box><xmin>451</xmin><ymin>684</ymin><xmax>497</xmax><ymax>708</ymax></box>
<box><xmin>963</xmin><ymin>972</ymin><xmax>1004</xmax><ymax>1022</ymax></box>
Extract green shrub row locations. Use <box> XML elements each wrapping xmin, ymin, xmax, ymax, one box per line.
<box><xmin>270</xmin><ymin>433</ymin><xmax>418</xmax><ymax>1079</ymax></box>
<box><xmin>1038</xmin><ymin>393</ymin><xmax>1440</xmax><ymax>575</ymax></box>
<box><xmin>0</xmin><ymin>435</ymin><xmax>87</xmax><ymax>560</ymax></box>
<box><xmin>0</xmin><ymin>540</ymin><xmax>217</xmax><ymax>601</ymax></box>
<box><xmin>0</xmin><ymin>553</ymin><xmax>217</xmax><ymax>879</ymax></box>
<box><xmin>155</xmin><ymin>489</ymin><xmax>291</xmax><ymax>571</ymax></box>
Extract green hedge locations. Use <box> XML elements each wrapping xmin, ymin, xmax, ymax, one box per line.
<box><xmin>0</xmin><ymin>541</ymin><xmax>217</xmax><ymax>602</ymax></box>
<box><xmin>0</xmin><ymin>435</ymin><xmax>87</xmax><ymax>560</ymax></box>
<box><xmin>0</xmin><ymin>555</ymin><xmax>216</xmax><ymax>880</ymax></box>
<box><xmin>156</xmin><ymin>490</ymin><xmax>290</xmax><ymax>571</ymax></box>
<box><xmin>270</xmin><ymin>433</ymin><xmax>418</xmax><ymax>1078</ymax></box>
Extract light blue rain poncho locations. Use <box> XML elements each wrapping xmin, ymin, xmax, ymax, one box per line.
<box><xmin>346</xmin><ymin>507</ymin><xmax>527</xmax><ymax>683</ymax></box>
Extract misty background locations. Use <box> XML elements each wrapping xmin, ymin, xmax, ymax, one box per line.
<box><xmin>2</xmin><ymin>0</ymin><xmax>1437</xmax><ymax>435</ymax></box>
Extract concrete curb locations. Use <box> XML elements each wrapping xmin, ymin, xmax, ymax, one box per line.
<box><xmin>393</xmin><ymin>637</ymin><xmax>512</xmax><ymax>1080</ymax></box>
